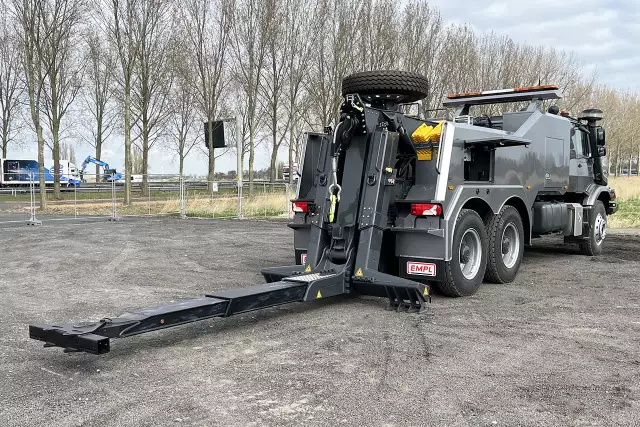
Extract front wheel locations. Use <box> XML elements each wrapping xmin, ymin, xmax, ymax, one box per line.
<box><xmin>580</xmin><ymin>201</ymin><xmax>607</xmax><ymax>256</ymax></box>
<box><xmin>437</xmin><ymin>209</ymin><xmax>488</xmax><ymax>297</ymax></box>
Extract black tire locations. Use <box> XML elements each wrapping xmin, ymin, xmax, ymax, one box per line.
<box><xmin>437</xmin><ymin>209</ymin><xmax>488</xmax><ymax>297</ymax></box>
<box><xmin>483</xmin><ymin>205</ymin><xmax>525</xmax><ymax>284</ymax></box>
<box><xmin>341</xmin><ymin>70</ymin><xmax>429</xmax><ymax>103</ymax></box>
<box><xmin>579</xmin><ymin>201</ymin><xmax>607</xmax><ymax>256</ymax></box>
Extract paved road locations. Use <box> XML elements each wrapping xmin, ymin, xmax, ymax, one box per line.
<box><xmin>1</xmin><ymin>218</ymin><xmax>638</xmax><ymax>426</ymax></box>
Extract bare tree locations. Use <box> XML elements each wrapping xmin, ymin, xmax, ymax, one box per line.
<box><xmin>79</xmin><ymin>29</ymin><xmax>118</xmax><ymax>179</ymax></box>
<box><xmin>0</xmin><ymin>5</ymin><xmax>25</xmax><ymax>158</ymax></box>
<box><xmin>11</xmin><ymin>0</ymin><xmax>48</xmax><ymax>207</ymax></box>
<box><xmin>102</xmin><ymin>0</ymin><xmax>141</xmax><ymax>205</ymax></box>
<box><xmin>231</xmin><ymin>0</ymin><xmax>270</xmax><ymax>193</ymax></box>
<box><xmin>258</xmin><ymin>0</ymin><xmax>290</xmax><ymax>183</ymax></box>
<box><xmin>283</xmin><ymin>0</ymin><xmax>315</xmax><ymax>183</ymax></box>
<box><xmin>182</xmin><ymin>0</ymin><xmax>233</xmax><ymax>191</ymax></box>
<box><xmin>37</xmin><ymin>0</ymin><xmax>86</xmax><ymax>199</ymax></box>
<box><xmin>131</xmin><ymin>0</ymin><xmax>174</xmax><ymax>193</ymax></box>
<box><xmin>166</xmin><ymin>33</ymin><xmax>199</xmax><ymax>179</ymax></box>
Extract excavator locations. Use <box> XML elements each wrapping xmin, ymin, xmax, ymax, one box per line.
<box><xmin>79</xmin><ymin>156</ymin><xmax>122</xmax><ymax>183</ymax></box>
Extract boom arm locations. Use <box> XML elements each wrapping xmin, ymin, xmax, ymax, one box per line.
<box><xmin>80</xmin><ymin>156</ymin><xmax>110</xmax><ymax>173</ymax></box>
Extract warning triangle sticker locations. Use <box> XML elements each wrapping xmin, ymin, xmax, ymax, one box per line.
<box><xmin>423</xmin><ymin>287</ymin><xmax>429</xmax><ymax>296</ymax></box>
<box><xmin>355</xmin><ymin>268</ymin><xmax>363</xmax><ymax>277</ymax></box>
<box><xmin>305</xmin><ymin>264</ymin><xmax>311</xmax><ymax>272</ymax></box>
<box><xmin>316</xmin><ymin>290</ymin><xmax>322</xmax><ymax>299</ymax></box>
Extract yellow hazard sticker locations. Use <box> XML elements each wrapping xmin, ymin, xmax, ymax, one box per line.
<box><xmin>316</xmin><ymin>290</ymin><xmax>322</xmax><ymax>299</ymax></box>
<box><xmin>423</xmin><ymin>287</ymin><xmax>429</xmax><ymax>296</ymax></box>
<box><xmin>305</xmin><ymin>264</ymin><xmax>311</xmax><ymax>272</ymax></box>
<box><xmin>355</xmin><ymin>268</ymin><xmax>363</xmax><ymax>277</ymax></box>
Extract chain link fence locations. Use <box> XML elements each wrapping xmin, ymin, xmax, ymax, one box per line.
<box><xmin>0</xmin><ymin>172</ymin><xmax>296</xmax><ymax>225</ymax></box>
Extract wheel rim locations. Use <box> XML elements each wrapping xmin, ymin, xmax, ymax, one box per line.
<box><xmin>594</xmin><ymin>213</ymin><xmax>607</xmax><ymax>245</ymax></box>
<box><xmin>459</xmin><ymin>228</ymin><xmax>482</xmax><ymax>280</ymax></box>
<box><xmin>501</xmin><ymin>223</ymin><xmax>520</xmax><ymax>269</ymax></box>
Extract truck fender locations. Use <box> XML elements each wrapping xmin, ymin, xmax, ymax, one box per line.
<box><xmin>582</xmin><ymin>183</ymin><xmax>611</xmax><ymax>207</ymax></box>
<box><xmin>444</xmin><ymin>186</ymin><xmax>530</xmax><ymax>260</ymax></box>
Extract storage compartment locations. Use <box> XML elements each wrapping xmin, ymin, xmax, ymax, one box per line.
<box><xmin>464</xmin><ymin>146</ymin><xmax>492</xmax><ymax>181</ymax></box>
<box><xmin>532</xmin><ymin>202</ymin><xmax>568</xmax><ymax>234</ymax></box>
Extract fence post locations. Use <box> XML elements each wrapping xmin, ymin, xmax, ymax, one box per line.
<box><xmin>74</xmin><ymin>183</ymin><xmax>77</xmax><ymax>219</ymax></box>
<box><xmin>27</xmin><ymin>171</ymin><xmax>42</xmax><ymax>226</ymax></box>
<box><xmin>108</xmin><ymin>173</ymin><xmax>120</xmax><ymax>221</ymax></box>
<box><xmin>148</xmin><ymin>175</ymin><xmax>151</xmax><ymax>215</ymax></box>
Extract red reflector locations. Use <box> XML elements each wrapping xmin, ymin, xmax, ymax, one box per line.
<box><xmin>411</xmin><ymin>203</ymin><xmax>442</xmax><ymax>216</ymax></box>
<box><xmin>292</xmin><ymin>201</ymin><xmax>310</xmax><ymax>213</ymax></box>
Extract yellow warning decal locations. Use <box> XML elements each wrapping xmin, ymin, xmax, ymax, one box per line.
<box><xmin>305</xmin><ymin>264</ymin><xmax>311</xmax><ymax>272</ymax></box>
<box><xmin>316</xmin><ymin>290</ymin><xmax>322</xmax><ymax>299</ymax></box>
<box><xmin>355</xmin><ymin>268</ymin><xmax>363</xmax><ymax>277</ymax></box>
<box><xmin>423</xmin><ymin>287</ymin><xmax>429</xmax><ymax>296</ymax></box>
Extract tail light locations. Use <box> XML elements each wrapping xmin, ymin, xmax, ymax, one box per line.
<box><xmin>411</xmin><ymin>203</ymin><xmax>442</xmax><ymax>216</ymax></box>
<box><xmin>292</xmin><ymin>201</ymin><xmax>312</xmax><ymax>213</ymax></box>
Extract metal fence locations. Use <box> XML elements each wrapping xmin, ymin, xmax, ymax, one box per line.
<box><xmin>0</xmin><ymin>173</ymin><xmax>296</xmax><ymax>225</ymax></box>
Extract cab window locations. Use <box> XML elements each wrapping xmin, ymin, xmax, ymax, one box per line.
<box><xmin>571</xmin><ymin>127</ymin><xmax>590</xmax><ymax>159</ymax></box>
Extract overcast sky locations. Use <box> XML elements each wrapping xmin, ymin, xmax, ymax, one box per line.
<box><xmin>11</xmin><ymin>0</ymin><xmax>639</xmax><ymax>176</ymax></box>
<box><xmin>428</xmin><ymin>0</ymin><xmax>640</xmax><ymax>92</ymax></box>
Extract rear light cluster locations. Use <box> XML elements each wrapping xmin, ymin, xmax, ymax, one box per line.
<box><xmin>410</xmin><ymin>203</ymin><xmax>442</xmax><ymax>216</ymax></box>
<box><xmin>292</xmin><ymin>201</ymin><xmax>313</xmax><ymax>213</ymax></box>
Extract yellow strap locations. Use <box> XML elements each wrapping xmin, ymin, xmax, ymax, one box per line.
<box><xmin>329</xmin><ymin>194</ymin><xmax>337</xmax><ymax>222</ymax></box>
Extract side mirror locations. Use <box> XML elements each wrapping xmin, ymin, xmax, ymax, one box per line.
<box><xmin>596</xmin><ymin>127</ymin><xmax>605</xmax><ymax>146</ymax></box>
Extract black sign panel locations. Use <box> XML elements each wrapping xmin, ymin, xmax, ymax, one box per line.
<box><xmin>203</xmin><ymin>120</ymin><xmax>226</xmax><ymax>149</ymax></box>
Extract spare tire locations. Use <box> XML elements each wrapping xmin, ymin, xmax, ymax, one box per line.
<box><xmin>341</xmin><ymin>70</ymin><xmax>429</xmax><ymax>103</ymax></box>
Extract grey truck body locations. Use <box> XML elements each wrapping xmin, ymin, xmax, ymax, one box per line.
<box><xmin>289</xmin><ymin>83</ymin><xmax>616</xmax><ymax>286</ymax></box>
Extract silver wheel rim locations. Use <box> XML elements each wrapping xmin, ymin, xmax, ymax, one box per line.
<box><xmin>594</xmin><ymin>213</ymin><xmax>606</xmax><ymax>245</ymax></box>
<box><xmin>459</xmin><ymin>228</ymin><xmax>482</xmax><ymax>280</ymax></box>
<box><xmin>501</xmin><ymin>223</ymin><xmax>520</xmax><ymax>269</ymax></box>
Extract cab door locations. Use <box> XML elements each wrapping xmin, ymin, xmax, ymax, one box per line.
<box><xmin>568</xmin><ymin>126</ymin><xmax>592</xmax><ymax>192</ymax></box>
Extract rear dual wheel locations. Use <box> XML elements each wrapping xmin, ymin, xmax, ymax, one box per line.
<box><xmin>436</xmin><ymin>206</ymin><xmax>524</xmax><ymax>297</ymax></box>
<box><xmin>437</xmin><ymin>209</ymin><xmax>488</xmax><ymax>297</ymax></box>
<box><xmin>483</xmin><ymin>205</ymin><xmax>525</xmax><ymax>284</ymax></box>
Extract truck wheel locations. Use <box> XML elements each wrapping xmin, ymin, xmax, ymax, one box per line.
<box><xmin>483</xmin><ymin>205</ymin><xmax>524</xmax><ymax>284</ymax></box>
<box><xmin>579</xmin><ymin>201</ymin><xmax>607</xmax><ymax>256</ymax></box>
<box><xmin>341</xmin><ymin>70</ymin><xmax>429</xmax><ymax>103</ymax></box>
<box><xmin>437</xmin><ymin>209</ymin><xmax>488</xmax><ymax>297</ymax></box>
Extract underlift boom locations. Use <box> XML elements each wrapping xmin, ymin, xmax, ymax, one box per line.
<box><xmin>29</xmin><ymin>73</ymin><xmax>432</xmax><ymax>355</ymax></box>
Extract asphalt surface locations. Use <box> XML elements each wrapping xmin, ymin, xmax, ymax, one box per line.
<box><xmin>1</xmin><ymin>217</ymin><xmax>639</xmax><ymax>426</ymax></box>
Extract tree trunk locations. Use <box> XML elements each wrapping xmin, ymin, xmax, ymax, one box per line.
<box><xmin>179</xmin><ymin>152</ymin><xmax>184</xmax><ymax>180</ymax></box>
<box><xmin>52</xmin><ymin>121</ymin><xmax>61</xmax><ymax>199</ymax></box>
<box><xmin>142</xmin><ymin>121</ymin><xmax>149</xmax><ymax>196</ymax></box>
<box><xmin>2</xmin><ymin>139</ymin><xmax>6</xmax><ymax>158</ymax></box>
<box><xmin>207</xmin><ymin>120</ymin><xmax>216</xmax><ymax>192</ymax></box>
<box><xmin>288</xmin><ymin>112</ymin><xmax>294</xmax><ymax>185</ymax></box>
<box><xmin>249</xmin><ymin>121</ymin><xmax>255</xmax><ymax>195</ymax></box>
<box><xmin>124</xmin><ymin>81</ymin><xmax>132</xmax><ymax>205</ymax></box>
<box><xmin>96</xmin><ymin>121</ymin><xmax>103</xmax><ymax>182</ymax></box>
<box><xmin>51</xmin><ymin>72</ymin><xmax>61</xmax><ymax>199</ymax></box>
<box><xmin>37</xmin><ymin>125</ymin><xmax>46</xmax><ymax>208</ymax></box>
<box><xmin>614</xmin><ymin>144</ymin><xmax>620</xmax><ymax>177</ymax></box>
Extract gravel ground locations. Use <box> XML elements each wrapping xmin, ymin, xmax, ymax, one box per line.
<box><xmin>1</xmin><ymin>217</ymin><xmax>639</xmax><ymax>427</ymax></box>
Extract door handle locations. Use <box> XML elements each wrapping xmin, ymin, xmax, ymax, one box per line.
<box><xmin>578</xmin><ymin>164</ymin><xmax>583</xmax><ymax>168</ymax></box>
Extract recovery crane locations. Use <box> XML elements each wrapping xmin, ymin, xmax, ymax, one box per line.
<box><xmin>79</xmin><ymin>155</ymin><xmax>122</xmax><ymax>182</ymax></box>
<box><xmin>29</xmin><ymin>70</ymin><xmax>617</xmax><ymax>355</ymax></box>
